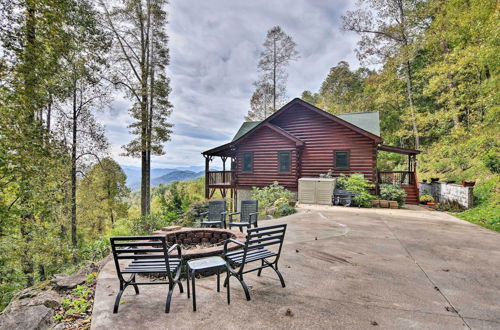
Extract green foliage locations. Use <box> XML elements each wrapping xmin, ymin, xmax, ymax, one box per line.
<box><xmin>275</xmin><ymin>203</ymin><xmax>297</xmax><ymax>217</ymax></box>
<box><xmin>419</xmin><ymin>194</ymin><xmax>434</xmax><ymax>203</ymax></box>
<box><xmin>454</xmin><ymin>177</ymin><xmax>500</xmax><ymax>232</ymax></box>
<box><xmin>380</xmin><ymin>184</ymin><xmax>407</xmax><ymax>207</ymax></box>
<box><xmin>483</xmin><ymin>152</ymin><xmax>500</xmax><ymax>174</ymax></box>
<box><xmin>336</xmin><ymin>174</ymin><xmax>375</xmax><ymax>208</ymax></box>
<box><xmin>181</xmin><ymin>201</ymin><xmax>209</xmax><ymax>227</ymax></box>
<box><xmin>252</xmin><ymin>182</ymin><xmax>295</xmax><ymax>211</ymax></box>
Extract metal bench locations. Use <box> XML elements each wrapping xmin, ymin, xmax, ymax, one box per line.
<box><xmin>110</xmin><ymin>235</ymin><xmax>184</xmax><ymax>313</ymax></box>
<box><xmin>333</xmin><ymin>189</ymin><xmax>359</xmax><ymax>206</ymax></box>
<box><xmin>223</xmin><ymin>223</ymin><xmax>287</xmax><ymax>303</ymax></box>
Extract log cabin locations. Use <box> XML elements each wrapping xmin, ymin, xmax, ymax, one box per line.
<box><xmin>202</xmin><ymin>98</ymin><xmax>419</xmax><ymax>207</ymax></box>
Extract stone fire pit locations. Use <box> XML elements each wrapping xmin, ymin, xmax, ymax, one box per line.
<box><xmin>152</xmin><ymin>226</ymin><xmax>246</xmax><ymax>260</ymax></box>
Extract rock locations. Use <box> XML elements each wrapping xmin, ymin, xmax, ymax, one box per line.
<box><xmin>51</xmin><ymin>271</ymin><xmax>87</xmax><ymax>291</ymax></box>
<box><xmin>266</xmin><ymin>206</ymin><xmax>277</xmax><ymax>216</ymax></box>
<box><xmin>0</xmin><ymin>305</ymin><xmax>54</xmax><ymax>330</ymax></box>
<box><xmin>5</xmin><ymin>288</ymin><xmax>61</xmax><ymax>311</ymax></box>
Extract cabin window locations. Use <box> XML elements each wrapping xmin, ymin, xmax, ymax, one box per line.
<box><xmin>242</xmin><ymin>152</ymin><xmax>253</xmax><ymax>172</ymax></box>
<box><xmin>278</xmin><ymin>151</ymin><xmax>291</xmax><ymax>173</ymax></box>
<box><xmin>334</xmin><ymin>151</ymin><xmax>349</xmax><ymax>169</ymax></box>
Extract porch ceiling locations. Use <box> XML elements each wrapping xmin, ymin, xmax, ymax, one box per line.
<box><xmin>378</xmin><ymin>144</ymin><xmax>420</xmax><ymax>155</ymax></box>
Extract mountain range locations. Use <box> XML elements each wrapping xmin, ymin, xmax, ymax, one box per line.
<box><xmin>121</xmin><ymin>165</ymin><xmax>213</xmax><ymax>191</ymax></box>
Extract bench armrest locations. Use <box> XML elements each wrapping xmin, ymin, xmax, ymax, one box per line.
<box><xmin>167</xmin><ymin>244</ymin><xmax>182</xmax><ymax>259</ymax></box>
<box><xmin>223</xmin><ymin>238</ymin><xmax>245</xmax><ymax>255</ymax></box>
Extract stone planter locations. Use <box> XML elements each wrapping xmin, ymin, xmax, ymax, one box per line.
<box><xmin>379</xmin><ymin>200</ymin><xmax>389</xmax><ymax>208</ymax></box>
<box><xmin>371</xmin><ymin>200</ymin><xmax>380</xmax><ymax>208</ymax></box>
<box><xmin>389</xmin><ymin>201</ymin><xmax>399</xmax><ymax>209</ymax></box>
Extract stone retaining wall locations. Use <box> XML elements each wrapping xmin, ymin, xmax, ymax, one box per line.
<box><xmin>418</xmin><ymin>182</ymin><xmax>474</xmax><ymax>208</ymax></box>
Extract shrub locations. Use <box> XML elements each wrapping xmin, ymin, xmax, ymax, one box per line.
<box><xmin>274</xmin><ymin>203</ymin><xmax>296</xmax><ymax>217</ymax></box>
<box><xmin>252</xmin><ymin>181</ymin><xmax>295</xmax><ymax>210</ymax></box>
<box><xmin>130</xmin><ymin>214</ymin><xmax>173</xmax><ymax>235</ymax></box>
<box><xmin>380</xmin><ymin>184</ymin><xmax>407</xmax><ymax>207</ymax></box>
<box><xmin>483</xmin><ymin>151</ymin><xmax>500</xmax><ymax>174</ymax></box>
<box><xmin>181</xmin><ymin>201</ymin><xmax>208</xmax><ymax>227</ymax></box>
<box><xmin>336</xmin><ymin>173</ymin><xmax>375</xmax><ymax>207</ymax></box>
<box><xmin>419</xmin><ymin>194</ymin><xmax>434</xmax><ymax>203</ymax></box>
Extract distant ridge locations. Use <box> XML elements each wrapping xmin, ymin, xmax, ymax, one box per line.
<box><xmin>120</xmin><ymin>165</ymin><xmax>214</xmax><ymax>191</ymax></box>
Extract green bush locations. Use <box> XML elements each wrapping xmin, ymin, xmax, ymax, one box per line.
<box><xmin>181</xmin><ymin>201</ymin><xmax>209</xmax><ymax>227</ymax></box>
<box><xmin>130</xmin><ymin>214</ymin><xmax>173</xmax><ymax>235</ymax></box>
<box><xmin>336</xmin><ymin>174</ymin><xmax>375</xmax><ymax>207</ymax></box>
<box><xmin>274</xmin><ymin>203</ymin><xmax>296</xmax><ymax>217</ymax></box>
<box><xmin>252</xmin><ymin>181</ymin><xmax>295</xmax><ymax>210</ymax></box>
<box><xmin>419</xmin><ymin>194</ymin><xmax>434</xmax><ymax>203</ymax></box>
<box><xmin>380</xmin><ymin>184</ymin><xmax>407</xmax><ymax>207</ymax></box>
<box><xmin>483</xmin><ymin>151</ymin><xmax>500</xmax><ymax>174</ymax></box>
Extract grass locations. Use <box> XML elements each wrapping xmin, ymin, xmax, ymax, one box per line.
<box><xmin>452</xmin><ymin>176</ymin><xmax>500</xmax><ymax>233</ymax></box>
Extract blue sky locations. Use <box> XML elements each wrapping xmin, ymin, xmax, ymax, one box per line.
<box><xmin>96</xmin><ymin>0</ymin><xmax>361</xmax><ymax>169</ymax></box>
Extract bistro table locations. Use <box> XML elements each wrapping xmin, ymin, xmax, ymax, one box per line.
<box><xmin>186</xmin><ymin>256</ymin><xmax>227</xmax><ymax>312</ymax></box>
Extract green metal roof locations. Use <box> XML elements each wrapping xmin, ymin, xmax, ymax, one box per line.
<box><xmin>232</xmin><ymin>121</ymin><xmax>261</xmax><ymax>141</ymax></box>
<box><xmin>336</xmin><ymin>111</ymin><xmax>380</xmax><ymax>137</ymax></box>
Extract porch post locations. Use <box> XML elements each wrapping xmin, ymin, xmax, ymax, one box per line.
<box><xmin>204</xmin><ymin>155</ymin><xmax>210</xmax><ymax>199</ymax></box>
<box><xmin>221</xmin><ymin>156</ymin><xmax>227</xmax><ymax>172</ymax></box>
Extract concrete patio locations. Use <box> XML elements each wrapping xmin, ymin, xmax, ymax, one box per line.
<box><xmin>91</xmin><ymin>205</ymin><xmax>500</xmax><ymax>329</ymax></box>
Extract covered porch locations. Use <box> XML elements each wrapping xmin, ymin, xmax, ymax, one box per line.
<box><xmin>202</xmin><ymin>142</ymin><xmax>236</xmax><ymax>200</ymax></box>
<box><xmin>376</xmin><ymin>144</ymin><xmax>420</xmax><ymax>204</ymax></box>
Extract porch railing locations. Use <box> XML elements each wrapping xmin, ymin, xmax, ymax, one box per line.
<box><xmin>377</xmin><ymin>171</ymin><xmax>415</xmax><ymax>185</ymax></box>
<box><xmin>207</xmin><ymin>170</ymin><xmax>234</xmax><ymax>186</ymax></box>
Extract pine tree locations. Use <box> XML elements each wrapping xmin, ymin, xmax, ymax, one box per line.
<box><xmin>248</xmin><ymin>25</ymin><xmax>299</xmax><ymax>119</ymax></box>
<box><xmin>101</xmin><ymin>0</ymin><xmax>173</xmax><ymax>216</ymax></box>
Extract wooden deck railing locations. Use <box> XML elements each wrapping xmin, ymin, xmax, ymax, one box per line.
<box><xmin>207</xmin><ymin>170</ymin><xmax>235</xmax><ymax>186</ymax></box>
<box><xmin>377</xmin><ymin>171</ymin><xmax>415</xmax><ymax>185</ymax></box>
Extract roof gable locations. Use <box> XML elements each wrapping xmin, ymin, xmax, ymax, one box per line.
<box><xmin>203</xmin><ymin>98</ymin><xmax>382</xmax><ymax>156</ymax></box>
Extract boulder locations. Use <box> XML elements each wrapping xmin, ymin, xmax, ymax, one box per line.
<box><xmin>51</xmin><ymin>271</ymin><xmax>87</xmax><ymax>291</ymax></box>
<box><xmin>3</xmin><ymin>286</ymin><xmax>60</xmax><ymax>312</ymax></box>
<box><xmin>0</xmin><ymin>305</ymin><xmax>54</xmax><ymax>330</ymax></box>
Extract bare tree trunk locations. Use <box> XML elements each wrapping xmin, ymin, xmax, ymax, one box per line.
<box><xmin>71</xmin><ymin>83</ymin><xmax>78</xmax><ymax>252</ymax></box>
<box><xmin>273</xmin><ymin>38</ymin><xmax>277</xmax><ymax>112</ymax></box>
<box><xmin>404</xmin><ymin>61</ymin><xmax>420</xmax><ymax>148</ymax></box>
<box><xmin>21</xmin><ymin>214</ymin><xmax>34</xmax><ymax>286</ymax></box>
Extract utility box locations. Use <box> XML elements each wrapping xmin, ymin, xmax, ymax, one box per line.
<box><xmin>298</xmin><ymin>178</ymin><xmax>336</xmax><ymax>205</ymax></box>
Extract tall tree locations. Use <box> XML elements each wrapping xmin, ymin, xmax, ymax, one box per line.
<box><xmin>78</xmin><ymin>158</ymin><xmax>129</xmax><ymax>239</ymax></box>
<box><xmin>252</xmin><ymin>25</ymin><xmax>299</xmax><ymax>116</ymax></box>
<box><xmin>246</xmin><ymin>80</ymin><xmax>273</xmax><ymax>121</ymax></box>
<box><xmin>101</xmin><ymin>0</ymin><xmax>173</xmax><ymax>216</ymax></box>
<box><xmin>343</xmin><ymin>0</ymin><xmax>425</xmax><ymax>148</ymax></box>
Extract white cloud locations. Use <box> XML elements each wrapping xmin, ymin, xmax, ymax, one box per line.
<box><xmin>98</xmin><ymin>0</ymin><xmax>361</xmax><ymax>168</ymax></box>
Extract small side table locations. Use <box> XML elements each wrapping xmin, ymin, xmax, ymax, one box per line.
<box><xmin>187</xmin><ymin>256</ymin><xmax>227</xmax><ymax>312</ymax></box>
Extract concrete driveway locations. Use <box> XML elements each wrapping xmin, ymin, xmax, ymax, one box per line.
<box><xmin>91</xmin><ymin>206</ymin><xmax>500</xmax><ymax>329</ymax></box>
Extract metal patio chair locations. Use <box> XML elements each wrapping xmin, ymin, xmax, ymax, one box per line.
<box><xmin>110</xmin><ymin>235</ymin><xmax>183</xmax><ymax>313</ymax></box>
<box><xmin>200</xmin><ymin>200</ymin><xmax>227</xmax><ymax>228</ymax></box>
<box><xmin>228</xmin><ymin>200</ymin><xmax>258</xmax><ymax>232</ymax></box>
<box><xmin>223</xmin><ymin>223</ymin><xmax>287</xmax><ymax>302</ymax></box>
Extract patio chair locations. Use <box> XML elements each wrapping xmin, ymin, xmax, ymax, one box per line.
<box><xmin>223</xmin><ymin>223</ymin><xmax>287</xmax><ymax>302</ymax></box>
<box><xmin>200</xmin><ymin>200</ymin><xmax>227</xmax><ymax>228</ymax></box>
<box><xmin>228</xmin><ymin>200</ymin><xmax>258</xmax><ymax>232</ymax></box>
<box><xmin>110</xmin><ymin>235</ymin><xmax>183</xmax><ymax>313</ymax></box>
